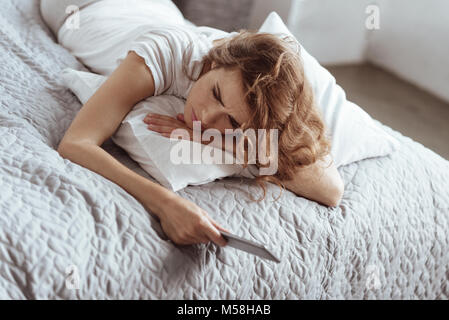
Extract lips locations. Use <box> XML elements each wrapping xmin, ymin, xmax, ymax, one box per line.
<box><xmin>191</xmin><ymin>108</ymin><xmax>206</xmax><ymax>130</ymax></box>
<box><xmin>191</xmin><ymin>108</ymin><xmax>199</xmax><ymax>122</ymax></box>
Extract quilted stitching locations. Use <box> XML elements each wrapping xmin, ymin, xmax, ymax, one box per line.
<box><xmin>0</xmin><ymin>0</ymin><xmax>448</xmax><ymax>299</ymax></box>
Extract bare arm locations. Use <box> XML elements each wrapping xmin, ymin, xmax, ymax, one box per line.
<box><xmin>222</xmin><ymin>136</ymin><xmax>344</xmax><ymax>207</ymax></box>
<box><xmin>58</xmin><ymin>51</ymin><xmax>227</xmax><ymax>246</ymax></box>
<box><xmin>212</xmin><ymin>134</ymin><xmax>344</xmax><ymax>206</ymax></box>
<box><xmin>58</xmin><ymin>52</ymin><xmax>161</xmax><ymax>208</ymax></box>
<box><xmin>282</xmin><ymin>154</ymin><xmax>344</xmax><ymax>207</ymax></box>
<box><xmin>202</xmin><ymin>132</ymin><xmax>344</xmax><ymax>207</ymax></box>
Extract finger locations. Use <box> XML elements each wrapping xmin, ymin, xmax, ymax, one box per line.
<box><xmin>144</xmin><ymin>113</ymin><xmax>178</xmax><ymax>122</ymax></box>
<box><xmin>209</xmin><ymin>218</ymin><xmax>231</xmax><ymax>234</ymax></box>
<box><xmin>202</xmin><ymin>219</ymin><xmax>227</xmax><ymax>247</ymax></box>
<box><xmin>143</xmin><ymin>113</ymin><xmax>163</xmax><ymax>122</ymax></box>
<box><xmin>177</xmin><ymin>113</ymin><xmax>185</xmax><ymax>122</ymax></box>
<box><xmin>144</xmin><ymin>113</ymin><xmax>171</xmax><ymax>119</ymax></box>
<box><xmin>191</xmin><ymin>234</ymin><xmax>211</xmax><ymax>245</ymax></box>
<box><xmin>144</xmin><ymin>116</ymin><xmax>177</xmax><ymax>125</ymax></box>
<box><xmin>147</xmin><ymin>124</ymin><xmax>179</xmax><ymax>133</ymax></box>
<box><xmin>174</xmin><ymin>233</ymin><xmax>197</xmax><ymax>246</ymax></box>
<box><xmin>145</xmin><ymin>118</ymin><xmax>189</xmax><ymax>131</ymax></box>
<box><xmin>160</xmin><ymin>132</ymin><xmax>193</xmax><ymax>140</ymax></box>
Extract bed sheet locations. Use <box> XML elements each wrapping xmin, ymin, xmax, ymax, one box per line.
<box><xmin>0</xmin><ymin>0</ymin><xmax>448</xmax><ymax>299</ymax></box>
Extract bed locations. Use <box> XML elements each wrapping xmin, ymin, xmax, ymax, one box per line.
<box><xmin>1</xmin><ymin>0</ymin><xmax>448</xmax><ymax>299</ymax></box>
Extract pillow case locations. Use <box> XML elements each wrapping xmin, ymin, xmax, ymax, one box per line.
<box><xmin>61</xmin><ymin>12</ymin><xmax>399</xmax><ymax>191</ymax></box>
<box><xmin>61</xmin><ymin>68</ymin><xmax>254</xmax><ymax>191</ymax></box>
<box><xmin>260</xmin><ymin>12</ymin><xmax>399</xmax><ymax>167</ymax></box>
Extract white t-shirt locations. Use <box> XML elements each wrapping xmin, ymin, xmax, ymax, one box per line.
<box><xmin>127</xmin><ymin>24</ymin><xmax>235</xmax><ymax>99</ymax></box>
<box><xmin>57</xmin><ymin>1</ymin><xmax>259</xmax><ymax>177</ymax></box>
<box><xmin>58</xmin><ymin>0</ymin><xmax>235</xmax><ymax>99</ymax></box>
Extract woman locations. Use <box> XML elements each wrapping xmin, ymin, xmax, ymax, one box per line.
<box><xmin>42</xmin><ymin>0</ymin><xmax>344</xmax><ymax>248</ymax></box>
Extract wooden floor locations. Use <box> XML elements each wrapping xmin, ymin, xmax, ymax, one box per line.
<box><xmin>326</xmin><ymin>64</ymin><xmax>449</xmax><ymax>160</ymax></box>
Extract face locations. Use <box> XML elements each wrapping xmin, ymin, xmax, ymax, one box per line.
<box><xmin>184</xmin><ymin>62</ymin><xmax>250</xmax><ymax>134</ymax></box>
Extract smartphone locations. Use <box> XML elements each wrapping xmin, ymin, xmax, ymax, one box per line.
<box><xmin>220</xmin><ymin>231</ymin><xmax>280</xmax><ymax>263</ymax></box>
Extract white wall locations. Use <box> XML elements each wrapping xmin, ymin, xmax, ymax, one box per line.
<box><xmin>248</xmin><ymin>0</ymin><xmax>449</xmax><ymax>103</ymax></box>
<box><xmin>287</xmin><ymin>0</ymin><xmax>371</xmax><ymax>65</ymax></box>
<box><xmin>367</xmin><ymin>0</ymin><xmax>449</xmax><ymax>103</ymax></box>
<box><xmin>283</xmin><ymin>0</ymin><xmax>449</xmax><ymax>103</ymax></box>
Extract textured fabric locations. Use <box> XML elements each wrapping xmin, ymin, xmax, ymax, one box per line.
<box><xmin>259</xmin><ymin>12</ymin><xmax>400</xmax><ymax>168</ymax></box>
<box><xmin>56</xmin><ymin>0</ymin><xmax>186</xmax><ymax>76</ymax></box>
<box><xmin>288</xmin><ymin>0</ymin><xmax>449</xmax><ymax>103</ymax></box>
<box><xmin>40</xmin><ymin>0</ymin><xmax>99</xmax><ymax>36</ymax></box>
<box><xmin>121</xmin><ymin>24</ymin><xmax>220</xmax><ymax>97</ymax></box>
<box><xmin>1</xmin><ymin>0</ymin><xmax>449</xmax><ymax>300</ymax></box>
<box><xmin>59</xmin><ymin>5</ymin><xmax>400</xmax><ymax>170</ymax></box>
<box><xmin>56</xmin><ymin>0</ymin><xmax>230</xmax><ymax>98</ymax></box>
<box><xmin>60</xmin><ymin>68</ymin><xmax>255</xmax><ymax>191</ymax></box>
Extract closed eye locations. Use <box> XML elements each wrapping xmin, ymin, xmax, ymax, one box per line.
<box><xmin>228</xmin><ymin>115</ymin><xmax>240</xmax><ymax>129</ymax></box>
<box><xmin>213</xmin><ymin>84</ymin><xmax>240</xmax><ymax>129</ymax></box>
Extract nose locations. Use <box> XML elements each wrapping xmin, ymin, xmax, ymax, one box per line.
<box><xmin>200</xmin><ymin>106</ymin><xmax>222</xmax><ymax>129</ymax></box>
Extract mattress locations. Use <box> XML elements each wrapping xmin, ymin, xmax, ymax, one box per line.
<box><xmin>0</xmin><ymin>0</ymin><xmax>448</xmax><ymax>299</ymax></box>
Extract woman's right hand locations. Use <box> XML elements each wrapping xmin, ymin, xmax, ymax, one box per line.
<box><xmin>153</xmin><ymin>192</ymin><xmax>229</xmax><ymax>247</ymax></box>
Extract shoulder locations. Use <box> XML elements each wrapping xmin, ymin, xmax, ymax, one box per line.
<box><xmin>132</xmin><ymin>24</ymin><xmax>215</xmax><ymax>64</ymax></box>
<box><xmin>126</xmin><ymin>24</ymin><xmax>210</xmax><ymax>96</ymax></box>
<box><xmin>137</xmin><ymin>24</ymin><xmax>207</xmax><ymax>46</ymax></box>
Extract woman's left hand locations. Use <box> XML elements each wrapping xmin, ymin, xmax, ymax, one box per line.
<box><xmin>143</xmin><ymin>113</ymin><xmax>194</xmax><ymax>140</ymax></box>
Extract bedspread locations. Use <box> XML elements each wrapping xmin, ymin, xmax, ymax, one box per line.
<box><xmin>1</xmin><ymin>0</ymin><xmax>448</xmax><ymax>299</ymax></box>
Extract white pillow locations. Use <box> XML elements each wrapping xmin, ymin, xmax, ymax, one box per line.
<box><xmin>260</xmin><ymin>12</ymin><xmax>399</xmax><ymax>167</ymax></box>
<box><xmin>61</xmin><ymin>68</ymin><xmax>254</xmax><ymax>191</ymax></box>
<box><xmin>61</xmin><ymin>12</ymin><xmax>399</xmax><ymax>192</ymax></box>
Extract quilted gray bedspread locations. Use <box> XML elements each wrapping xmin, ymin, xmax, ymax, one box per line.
<box><xmin>1</xmin><ymin>0</ymin><xmax>448</xmax><ymax>300</ymax></box>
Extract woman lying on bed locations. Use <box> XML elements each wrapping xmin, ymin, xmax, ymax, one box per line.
<box><xmin>43</xmin><ymin>0</ymin><xmax>344</xmax><ymax>247</ymax></box>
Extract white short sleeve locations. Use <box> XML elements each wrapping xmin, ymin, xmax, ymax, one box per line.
<box><xmin>127</xmin><ymin>25</ymin><xmax>214</xmax><ymax>98</ymax></box>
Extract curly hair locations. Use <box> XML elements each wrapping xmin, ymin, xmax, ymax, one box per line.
<box><xmin>186</xmin><ymin>30</ymin><xmax>332</xmax><ymax>201</ymax></box>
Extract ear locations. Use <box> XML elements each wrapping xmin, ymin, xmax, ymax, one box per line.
<box><xmin>211</xmin><ymin>61</ymin><xmax>217</xmax><ymax>69</ymax></box>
